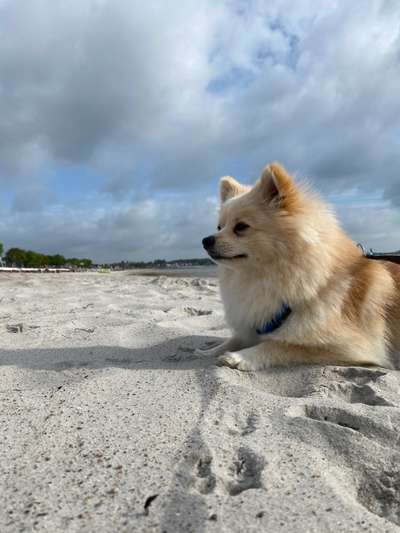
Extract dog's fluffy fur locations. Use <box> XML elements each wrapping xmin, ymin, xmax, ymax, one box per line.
<box><xmin>201</xmin><ymin>162</ymin><xmax>400</xmax><ymax>371</ymax></box>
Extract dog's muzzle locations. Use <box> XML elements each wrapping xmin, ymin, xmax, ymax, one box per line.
<box><xmin>202</xmin><ymin>235</ymin><xmax>215</xmax><ymax>251</ymax></box>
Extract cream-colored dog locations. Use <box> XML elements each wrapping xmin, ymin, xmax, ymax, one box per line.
<box><xmin>201</xmin><ymin>162</ymin><xmax>400</xmax><ymax>371</ymax></box>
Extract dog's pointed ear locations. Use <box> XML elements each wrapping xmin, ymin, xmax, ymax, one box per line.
<box><xmin>256</xmin><ymin>163</ymin><xmax>295</xmax><ymax>206</ymax></box>
<box><xmin>220</xmin><ymin>176</ymin><xmax>246</xmax><ymax>203</ymax></box>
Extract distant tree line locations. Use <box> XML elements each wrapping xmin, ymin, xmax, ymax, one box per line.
<box><xmin>1</xmin><ymin>245</ymin><xmax>92</xmax><ymax>268</ymax></box>
<box><xmin>113</xmin><ymin>257</ymin><xmax>214</xmax><ymax>269</ymax></box>
<box><xmin>0</xmin><ymin>241</ymin><xmax>213</xmax><ymax>269</ymax></box>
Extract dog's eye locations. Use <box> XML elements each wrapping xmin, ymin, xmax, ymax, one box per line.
<box><xmin>217</xmin><ymin>225</ymin><xmax>221</xmax><ymax>231</ymax></box>
<box><xmin>234</xmin><ymin>222</ymin><xmax>250</xmax><ymax>234</ymax></box>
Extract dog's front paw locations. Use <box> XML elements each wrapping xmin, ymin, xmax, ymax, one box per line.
<box><xmin>216</xmin><ymin>352</ymin><xmax>253</xmax><ymax>371</ymax></box>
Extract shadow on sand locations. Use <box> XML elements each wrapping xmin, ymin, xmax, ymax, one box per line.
<box><xmin>0</xmin><ymin>335</ymin><xmax>220</xmax><ymax>372</ymax></box>
<box><xmin>0</xmin><ymin>335</ymin><xmax>224</xmax><ymax>532</ymax></box>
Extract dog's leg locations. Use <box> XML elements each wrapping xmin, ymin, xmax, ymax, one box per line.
<box><xmin>217</xmin><ymin>339</ymin><xmax>379</xmax><ymax>371</ymax></box>
<box><xmin>196</xmin><ymin>336</ymin><xmax>254</xmax><ymax>357</ymax></box>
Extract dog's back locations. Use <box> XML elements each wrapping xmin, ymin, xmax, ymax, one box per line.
<box><xmin>384</xmin><ymin>261</ymin><xmax>400</xmax><ymax>365</ymax></box>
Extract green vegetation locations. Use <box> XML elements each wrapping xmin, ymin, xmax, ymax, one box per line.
<box><xmin>3</xmin><ymin>247</ymin><xmax>92</xmax><ymax>268</ymax></box>
<box><xmin>115</xmin><ymin>257</ymin><xmax>213</xmax><ymax>269</ymax></box>
<box><xmin>0</xmin><ymin>242</ymin><xmax>212</xmax><ymax>270</ymax></box>
<box><xmin>64</xmin><ymin>257</ymin><xmax>93</xmax><ymax>269</ymax></box>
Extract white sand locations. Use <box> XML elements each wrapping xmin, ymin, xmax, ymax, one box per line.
<box><xmin>1</xmin><ymin>271</ymin><xmax>400</xmax><ymax>532</ymax></box>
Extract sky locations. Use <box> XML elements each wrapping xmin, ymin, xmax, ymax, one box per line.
<box><xmin>0</xmin><ymin>0</ymin><xmax>399</xmax><ymax>262</ymax></box>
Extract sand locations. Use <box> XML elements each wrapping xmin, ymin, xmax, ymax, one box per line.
<box><xmin>1</xmin><ymin>271</ymin><xmax>400</xmax><ymax>532</ymax></box>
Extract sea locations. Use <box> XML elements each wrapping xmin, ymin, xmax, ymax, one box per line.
<box><xmin>130</xmin><ymin>266</ymin><xmax>218</xmax><ymax>278</ymax></box>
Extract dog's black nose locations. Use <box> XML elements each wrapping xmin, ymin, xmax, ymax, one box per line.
<box><xmin>202</xmin><ymin>235</ymin><xmax>216</xmax><ymax>250</ymax></box>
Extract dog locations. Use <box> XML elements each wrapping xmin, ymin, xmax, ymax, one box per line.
<box><xmin>200</xmin><ymin>162</ymin><xmax>400</xmax><ymax>371</ymax></box>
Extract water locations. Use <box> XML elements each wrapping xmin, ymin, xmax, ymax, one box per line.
<box><xmin>130</xmin><ymin>266</ymin><xmax>218</xmax><ymax>278</ymax></box>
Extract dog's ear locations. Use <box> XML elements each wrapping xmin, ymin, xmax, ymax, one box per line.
<box><xmin>256</xmin><ymin>163</ymin><xmax>296</xmax><ymax>206</ymax></box>
<box><xmin>220</xmin><ymin>176</ymin><xmax>246</xmax><ymax>203</ymax></box>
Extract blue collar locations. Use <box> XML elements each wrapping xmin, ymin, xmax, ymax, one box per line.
<box><xmin>256</xmin><ymin>303</ymin><xmax>292</xmax><ymax>335</ymax></box>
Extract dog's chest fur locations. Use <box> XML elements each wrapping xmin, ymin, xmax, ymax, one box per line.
<box><xmin>218</xmin><ymin>267</ymin><xmax>283</xmax><ymax>335</ymax></box>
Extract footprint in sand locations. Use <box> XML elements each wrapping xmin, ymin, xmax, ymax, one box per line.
<box><xmin>225</xmin><ymin>447</ymin><xmax>265</xmax><ymax>496</ymax></box>
<box><xmin>358</xmin><ymin>466</ymin><xmax>400</xmax><ymax>526</ymax></box>
<box><xmin>223</xmin><ymin>411</ymin><xmax>260</xmax><ymax>437</ymax></box>
<box><xmin>176</xmin><ymin>450</ymin><xmax>217</xmax><ymax>496</ymax></box>
<box><xmin>288</xmin><ymin>404</ymin><xmax>400</xmax><ymax>449</ymax></box>
<box><xmin>286</xmin><ymin>402</ymin><xmax>400</xmax><ymax>526</ymax></box>
<box><xmin>321</xmin><ymin>366</ymin><xmax>396</xmax><ymax>407</ymax></box>
<box><xmin>183</xmin><ymin>306</ymin><xmax>213</xmax><ymax>317</ymax></box>
<box><xmin>241</xmin><ymin>413</ymin><xmax>260</xmax><ymax>436</ymax></box>
<box><xmin>193</xmin><ymin>455</ymin><xmax>217</xmax><ymax>495</ymax></box>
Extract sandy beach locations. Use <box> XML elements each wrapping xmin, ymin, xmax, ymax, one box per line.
<box><xmin>1</xmin><ymin>271</ymin><xmax>400</xmax><ymax>532</ymax></box>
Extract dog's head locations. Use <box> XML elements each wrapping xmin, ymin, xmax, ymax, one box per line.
<box><xmin>202</xmin><ymin>163</ymin><xmax>307</xmax><ymax>269</ymax></box>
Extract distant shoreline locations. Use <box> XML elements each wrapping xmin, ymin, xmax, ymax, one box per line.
<box><xmin>0</xmin><ymin>267</ymin><xmax>72</xmax><ymax>273</ymax></box>
<box><xmin>0</xmin><ymin>265</ymin><xmax>218</xmax><ymax>277</ymax></box>
<box><xmin>130</xmin><ymin>266</ymin><xmax>217</xmax><ymax>278</ymax></box>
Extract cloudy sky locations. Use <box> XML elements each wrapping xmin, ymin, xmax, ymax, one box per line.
<box><xmin>0</xmin><ymin>0</ymin><xmax>399</xmax><ymax>262</ymax></box>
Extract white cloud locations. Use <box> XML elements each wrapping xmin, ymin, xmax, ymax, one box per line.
<box><xmin>338</xmin><ymin>201</ymin><xmax>400</xmax><ymax>252</ymax></box>
<box><xmin>0</xmin><ymin>0</ymin><xmax>399</xmax><ymax>258</ymax></box>
<box><xmin>0</xmin><ymin>195</ymin><xmax>219</xmax><ymax>262</ymax></box>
